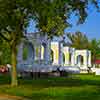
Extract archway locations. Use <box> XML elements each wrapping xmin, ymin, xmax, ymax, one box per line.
<box><xmin>50</xmin><ymin>49</ymin><xmax>54</xmax><ymax>64</ymax></box>
<box><xmin>23</xmin><ymin>42</ymin><xmax>35</xmax><ymax>61</ymax></box>
<box><xmin>69</xmin><ymin>53</ymin><xmax>72</xmax><ymax>65</ymax></box>
<box><xmin>76</xmin><ymin>55</ymin><xmax>84</xmax><ymax>66</ymax></box>
<box><xmin>41</xmin><ymin>43</ymin><xmax>47</xmax><ymax>60</ymax></box>
<box><xmin>63</xmin><ymin>53</ymin><xmax>65</xmax><ymax>65</ymax></box>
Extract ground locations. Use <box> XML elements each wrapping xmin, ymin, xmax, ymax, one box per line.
<box><xmin>0</xmin><ymin>94</ymin><xmax>26</xmax><ymax>100</ymax></box>
<box><xmin>0</xmin><ymin>73</ymin><xmax>100</xmax><ymax>100</ymax></box>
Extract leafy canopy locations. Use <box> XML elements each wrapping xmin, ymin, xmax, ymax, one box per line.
<box><xmin>0</xmin><ymin>0</ymin><xmax>99</xmax><ymax>40</ymax></box>
<box><xmin>67</xmin><ymin>31</ymin><xmax>100</xmax><ymax>62</ymax></box>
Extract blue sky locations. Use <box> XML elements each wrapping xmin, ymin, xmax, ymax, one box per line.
<box><xmin>65</xmin><ymin>9</ymin><xmax>100</xmax><ymax>40</ymax></box>
<box><xmin>27</xmin><ymin>5</ymin><xmax>100</xmax><ymax>40</ymax></box>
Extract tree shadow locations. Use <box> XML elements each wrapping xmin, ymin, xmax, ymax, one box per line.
<box><xmin>18</xmin><ymin>75</ymin><xmax>100</xmax><ymax>88</ymax></box>
<box><xmin>0</xmin><ymin>73</ymin><xmax>11</xmax><ymax>85</ymax></box>
<box><xmin>1</xmin><ymin>73</ymin><xmax>100</xmax><ymax>88</ymax></box>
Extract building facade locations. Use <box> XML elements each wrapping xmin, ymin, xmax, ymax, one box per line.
<box><xmin>17</xmin><ymin>33</ymin><xmax>91</xmax><ymax>72</ymax></box>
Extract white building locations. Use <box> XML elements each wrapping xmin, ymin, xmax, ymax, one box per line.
<box><xmin>17</xmin><ymin>33</ymin><xmax>91</xmax><ymax>73</ymax></box>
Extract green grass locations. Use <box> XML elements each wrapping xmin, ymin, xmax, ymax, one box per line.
<box><xmin>0</xmin><ymin>74</ymin><xmax>100</xmax><ymax>100</ymax></box>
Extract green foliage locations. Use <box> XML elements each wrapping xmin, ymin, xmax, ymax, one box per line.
<box><xmin>31</xmin><ymin>0</ymin><xmax>100</xmax><ymax>37</ymax></box>
<box><xmin>0</xmin><ymin>39</ymin><xmax>11</xmax><ymax>65</ymax></box>
<box><xmin>0</xmin><ymin>0</ymin><xmax>99</xmax><ymax>41</ymax></box>
<box><xmin>67</xmin><ymin>31</ymin><xmax>100</xmax><ymax>63</ymax></box>
<box><xmin>0</xmin><ymin>0</ymin><xmax>99</xmax><ymax>86</ymax></box>
<box><xmin>44</xmin><ymin>16</ymin><xmax>67</xmax><ymax>37</ymax></box>
<box><xmin>23</xmin><ymin>46</ymin><xmax>28</xmax><ymax>60</ymax></box>
<box><xmin>89</xmin><ymin>39</ymin><xmax>100</xmax><ymax>62</ymax></box>
<box><xmin>67</xmin><ymin>31</ymin><xmax>89</xmax><ymax>49</ymax></box>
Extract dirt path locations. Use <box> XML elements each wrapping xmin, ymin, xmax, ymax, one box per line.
<box><xmin>0</xmin><ymin>94</ymin><xmax>29</xmax><ymax>100</ymax></box>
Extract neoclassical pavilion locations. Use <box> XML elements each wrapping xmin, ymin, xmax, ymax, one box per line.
<box><xmin>17</xmin><ymin>33</ymin><xmax>91</xmax><ymax>72</ymax></box>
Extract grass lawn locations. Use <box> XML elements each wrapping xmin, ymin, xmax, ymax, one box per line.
<box><xmin>0</xmin><ymin>74</ymin><xmax>100</xmax><ymax>100</ymax></box>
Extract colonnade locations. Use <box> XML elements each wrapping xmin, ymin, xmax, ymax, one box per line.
<box><xmin>17</xmin><ymin>41</ymin><xmax>92</xmax><ymax>68</ymax></box>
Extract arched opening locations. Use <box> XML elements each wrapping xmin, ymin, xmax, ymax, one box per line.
<box><xmin>41</xmin><ymin>43</ymin><xmax>46</xmax><ymax>60</ymax></box>
<box><xmin>23</xmin><ymin>42</ymin><xmax>35</xmax><ymax>61</ymax></box>
<box><xmin>63</xmin><ymin>53</ymin><xmax>65</xmax><ymax>64</ymax></box>
<box><xmin>69</xmin><ymin>53</ymin><xmax>72</xmax><ymax>65</ymax></box>
<box><xmin>41</xmin><ymin>45</ymin><xmax>44</xmax><ymax>60</ymax></box>
<box><xmin>40</xmin><ymin>43</ymin><xmax>47</xmax><ymax>64</ymax></box>
<box><xmin>50</xmin><ymin>49</ymin><xmax>54</xmax><ymax>64</ymax></box>
<box><xmin>77</xmin><ymin>55</ymin><xmax>84</xmax><ymax>66</ymax></box>
<box><xmin>23</xmin><ymin>44</ymin><xmax>28</xmax><ymax>60</ymax></box>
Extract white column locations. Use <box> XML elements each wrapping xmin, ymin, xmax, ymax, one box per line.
<box><xmin>17</xmin><ymin>42</ymin><xmax>24</xmax><ymax>62</ymax></box>
<box><xmin>43</xmin><ymin>43</ymin><xmax>49</xmax><ymax>64</ymax></box>
<box><xmin>78</xmin><ymin>56</ymin><xmax>81</xmax><ymax>67</ymax></box>
<box><xmin>46</xmin><ymin>40</ymin><xmax>51</xmax><ymax>64</ymax></box>
<box><xmin>34</xmin><ymin>45</ymin><xmax>38</xmax><ymax>61</ymax></box>
<box><xmin>59</xmin><ymin>43</ymin><xmax>63</xmax><ymax>66</ymax></box>
<box><xmin>88</xmin><ymin>51</ymin><xmax>92</xmax><ymax>67</ymax></box>
<box><xmin>38</xmin><ymin>44</ymin><xmax>41</xmax><ymax>64</ymax></box>
<box><xmin>51</xmin><ymin>42</ymin><xmax>59</xmax><ymax>65</ymax></box>
<box><xmin>71</xmin><ymin>48</ymin><xmax>75</xmax><ymax>66</ymax></box>
<box><xmin>41</xmin><ymin>45</ymin><xmax>44</xmax><ymax>60</ymax></box>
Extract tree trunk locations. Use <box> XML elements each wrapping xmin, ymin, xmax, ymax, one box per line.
<box><xmin>11</xmin><ymin>44</ymin><xmax>18</xmax><ymax>86</ymax></box>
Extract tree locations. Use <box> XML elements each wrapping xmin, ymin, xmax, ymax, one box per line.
<box><xmin>0</xmin><ymin>0</ymin><xmax>99</xmax><ymax>86</ymax></box>
<box><xmin>89</xmin><ymin>39</ymin><xmax>100</xmax><ymax>63</ymax></box>
<box><xmin>67</xmin><ymin>32</ymin><xmax>100</xmax><ymax>64</ymax></box>
<box><xmin>0</xmin><ymin>0</ymin><xmax>28</xmax><ymax>86</ymax></box>
<box><xmin>67</xmin><ymin>31</ymin><xmax>90</xmax><ymax>49</ymax></box>
<box><xmin>29</xmin><ymin>0</ymin><xmax>100</xmax><ymax>37</ymax></box>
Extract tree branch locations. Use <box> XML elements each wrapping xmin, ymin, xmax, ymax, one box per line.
<box><xmin>0</xmin><ymin>33</ymin><xmax>11</xmax><ymax>42</ymax></box>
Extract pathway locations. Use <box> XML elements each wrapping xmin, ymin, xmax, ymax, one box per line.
<box><xmin>0</xmin><ymin>94</ymin><xmax>29</xmax><ymax>100</ymax></box>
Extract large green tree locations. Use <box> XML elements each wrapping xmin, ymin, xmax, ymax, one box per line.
<box><xmin>0</xmin><ymin>0</ymin><xmax>99</xmax><ymax>86</ymax></box>
<box><xmin>0</xmin><ymin>0</ymin><xmax>28</xmax><ymax>86</ymax></box>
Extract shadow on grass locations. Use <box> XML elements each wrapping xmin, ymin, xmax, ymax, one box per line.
<box><xmin>0</xmin><ymin>73</ymin><xmax>11</xmax><ymax>85</ymax></box>
<box><xmin>17</xmin><ymin>74</ymin><xmax>100</xmax><ymax>88</ymax></box>
<box><xmin>1</xmin><ymin>74</ymin><xmax>100</xmax><ymax>100</ymax></box>
<box><xmin>1</xmin><ymin>73</ymin><xmax>100</xmax><ymax>87</ymax></box>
